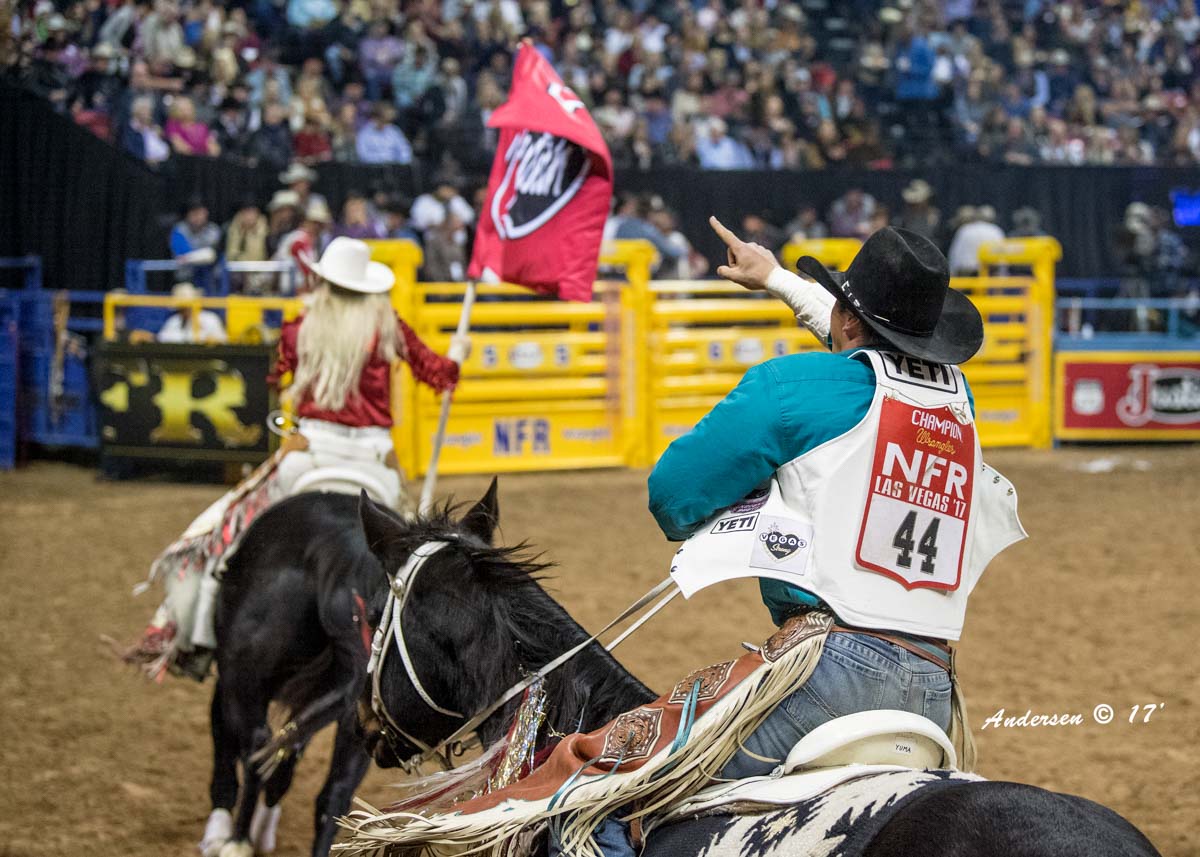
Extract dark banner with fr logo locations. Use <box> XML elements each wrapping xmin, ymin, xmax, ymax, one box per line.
<box><xmin>97</xmin><ymin>343</ymin><xmax>274</xmax><ymax>461</ymax></box>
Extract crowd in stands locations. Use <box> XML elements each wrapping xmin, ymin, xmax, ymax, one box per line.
<box><xmin>610</xmin><ymin>177</ymin><xmax>1196</xmax><ymax>302</ymax></box>
<box><xmin>159</xmin><ymin>165</ymin><xmax>1174</xmax><ymax>298</ymax></box>
<box><xmin>163</xmin><ymin>162</ymin><xmax>479</xmax><ymax>286</ymax></box>
<box><xmin>159</xmin><ymin>156</ymin><xmax>1195</xmax><ymax>296</ymax></box>
<box><xmin>7</xmin><ymin>0</ymin><xmax>1200</xmax><ymax>174</ymax></box>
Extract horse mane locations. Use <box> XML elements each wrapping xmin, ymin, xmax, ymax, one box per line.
<box><xmin>376</xmin><ymin>501</ymin><xmax>657</xmax><ymax>741</ymax></box>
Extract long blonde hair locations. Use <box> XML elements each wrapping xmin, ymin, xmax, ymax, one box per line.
<box><xmin>292</xmin><ymin>283</ymin><xmax>402</xmax><ymax>411</ymax></box>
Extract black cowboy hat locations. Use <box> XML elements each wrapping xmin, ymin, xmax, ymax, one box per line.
<box><xmin>795</xmin><ymin>226</ymin><xmax>984</xmax><ymax>365</ymax></box>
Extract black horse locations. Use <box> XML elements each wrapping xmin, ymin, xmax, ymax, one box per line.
<box><xmin>354</xmin><ymin>485</ymin><xmax>1163</xmax><ymax>857</ymax></box>
<box><xmin>207</xmin><ymin>490</ymin><xmax>393</xmax><ymax>857</ymax></box>
<box><xmin>203</xmin><ymin>476</ymin><xmax>646</xmax><ymax>857</ymax></box>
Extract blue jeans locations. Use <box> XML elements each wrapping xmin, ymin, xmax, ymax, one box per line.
<box><xmin>553</xmin><ymin>632</ymin><xmax>952</xmax><ymax>857</ymax></box>
<box><xmin>718</xmin><ymin>631</ymin><xmax>952</xmax><ymax>779</ymax></box>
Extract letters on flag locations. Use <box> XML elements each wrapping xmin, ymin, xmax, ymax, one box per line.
<box><xmin>467</xmin><ymin>44</ymin><xmax>614</xmax><ymax>302</ymax></box>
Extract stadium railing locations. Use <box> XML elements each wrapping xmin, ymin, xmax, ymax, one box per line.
<box><xmin>1056</xmin><ymin>296</ymin><xmax>1199</xmax><ymax>350</ymax></box>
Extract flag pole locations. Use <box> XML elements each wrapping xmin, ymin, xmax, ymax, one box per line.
<box><xmin>419</xmin><ymin>279</ymin><xmax>477</xmax><ymax>514</ymax></box>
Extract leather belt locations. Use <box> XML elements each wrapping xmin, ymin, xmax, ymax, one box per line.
<box><xmin>831</xmin><ymin>624</ymin><xmax>952</xmax><ymax>673</ymax></box>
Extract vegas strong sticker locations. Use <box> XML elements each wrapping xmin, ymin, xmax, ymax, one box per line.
<box><xmin>750</xmin><ymin>516</ymin><xmax>814</xmax><ymax>575</ymax></box>
<box><xmin>855</xmin><ymin>397</ymin><xmax>976</xmax><ymax>591</ymax></box>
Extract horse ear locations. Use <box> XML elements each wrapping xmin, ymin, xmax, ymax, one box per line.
<box><xmin>461</xmin><ymin>476</ymin><xmax>500</xmax><ymax>544</ymax></box>
<box><xmin>359</xmin><ymin>489</ymin><xmax>402</xmax><ymax>554</ymax></box>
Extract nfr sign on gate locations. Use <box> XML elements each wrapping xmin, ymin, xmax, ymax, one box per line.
<box><xmin>399</xmin><ymin>281</ymin><xmax>641</xmax><ymax>474</ymax></box>
<box><xmin>394</xmin><ymin>241</ymin><xmax>655</xmax><ymax>476</ymax></box>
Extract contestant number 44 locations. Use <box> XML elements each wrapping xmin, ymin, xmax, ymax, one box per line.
<box><xmin>893</xmin><ymin>511</ymin><xmax>939</xmax><ymax>574</ymax></box>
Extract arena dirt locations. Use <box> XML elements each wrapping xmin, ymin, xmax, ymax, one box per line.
<box><xmin>1</xmin><ymin>447</ymin><xmax>1196</xmax><ymax>856</ymax></box>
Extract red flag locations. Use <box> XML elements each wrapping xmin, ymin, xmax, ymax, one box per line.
<box><xmin>467</xmin><ymin>45</ymin><xmax>613</xmax><ymax>302</ymax></box>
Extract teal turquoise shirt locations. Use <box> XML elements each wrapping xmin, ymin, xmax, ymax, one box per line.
<box><xmin>647</xmin><ymin>348</ymin><xmax>975</xmax><ymax>626</ymax></box>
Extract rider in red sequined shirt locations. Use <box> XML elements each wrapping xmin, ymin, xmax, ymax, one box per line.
<box><xmin>270</xmin><ymin>315</ymin><xmax>458</xmax><ymax>426</ymax></box>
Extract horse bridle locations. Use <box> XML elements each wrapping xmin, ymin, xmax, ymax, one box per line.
<box><xmin>368</xmin><ymin>538</ymin><xmax>682</xmax><ymax>774</ymax></box>
<box><xmin>367</xmin><ymin>539</ymin><xmax>468</xmax><ymax>772</ymax></box>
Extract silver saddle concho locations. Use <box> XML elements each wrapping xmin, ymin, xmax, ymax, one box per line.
<box><xmin>659</xmin><ymin>710</ymin><xmax>958</xmax><ymax>819</ymax></box>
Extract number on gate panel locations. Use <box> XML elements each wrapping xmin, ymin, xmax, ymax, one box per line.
<box><xmin>892</xmin><ymin>512</ymin><xmax>941</xmax><ymax>575</ymax></box>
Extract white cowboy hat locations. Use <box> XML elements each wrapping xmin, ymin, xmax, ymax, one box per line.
<box><xmin>267</xmin><ymin>189</ymin><xmax>301</xmax><ymax>212</ymax></box>
<box><xmin>901</xmin><ymin>179</ymin><xmax>932</xmax><ymax>204</ymax></box>
<box><xmin>303</xmin><ymin>199</ymin><xmax>333</xmax><ymax>224</ymax></box>
<box><xmin>952</xmin><ymin>205</ymin><xmax>977</xmax><ymax>227</ymax></box>
<box><xmin>309</xmin><ymin>237</ymin><xmax>393</xmax><ymax>294</ymax></box>
<box><xmin>279</xmin><ymin>162</ymin><xmax>318</xmax><ymax>185</ymax></box>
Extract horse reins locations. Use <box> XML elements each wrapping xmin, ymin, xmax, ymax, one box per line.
<box><xmin>368</xmin><ymin>537</ymin><xmax>681</xmax><ymax>773</ymax></box>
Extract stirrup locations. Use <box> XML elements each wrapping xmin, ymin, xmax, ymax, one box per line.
<box><xmin>171</xmin><ymin>647</ymin><xmax>216</xmax><ymax>683</ymax></box>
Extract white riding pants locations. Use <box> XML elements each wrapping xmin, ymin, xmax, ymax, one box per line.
<box><xmin>273</xmin><ymin>418</ymin><xmax>406</xmax><ymax>512</ymax></box>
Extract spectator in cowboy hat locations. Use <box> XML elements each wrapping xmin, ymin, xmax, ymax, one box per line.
<box><xmin>895</xmin><ymin>179</ymin><xmax>941</xmax><ymax>240</ymax></box>
<box><xmin>244</xmin><ymin>102</ymin><xmax>293</xmax><ymax>172</ymax></box>
<box><xmin>273</xmin><ymin>198</ymin><xmax>333</xmax><ymax>293</ymax></box>
<box><xmin>170</xmin><ymin>196</ymin><xmax>220</xmax><ymax>286</ymax></box>
<box><xmin>226</xmin><ymin>196</ymin><xmax>268</xmax><ymax>262</ymax></box>
<box><xmin>225</xmin><ymin>196</ymin><xmax>271</xmax><ymax>293</ymax></box>
<box><xmin>380</xmin><ymin>195</ymin><xmax>421</xmax><ymax>243</ymax></box>
<box><xmin>214</xmin><ymin>96</ymin><xmax>248</xmax><ymax>158</ymax></box>
<box><xmin>278</xmin><ymin>161</ymin><xmax>327</xmax><ymax>212</ymax></box>
<box><xmin>1010</xmin><ymin>207</ymin><xmax>1046</xmax><ymax>238</ymax></box>
<box><xmin>157</xmin><ymin>283</ymin><xmax>228</xmax><ymax>343</ymax></box>
<box><xmin>948</xmin><ymin>204</ymin><xmax>1005</xmax><ymax>276</ymax></box>
<box><xmin>266</xmin><ymin>189</ymin><xmax>302</xmax><ymax>257</ymax></box>
<box><xmin>411</xmin><ymin>175</ymin><xmax>475</xmax><ymax>234</ymax></box>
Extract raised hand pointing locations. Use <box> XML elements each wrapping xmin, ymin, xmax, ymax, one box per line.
<box><xmin>709</xmin><ymin>216</ymin><xmax>780</xmax><ymax>291</ymax></box>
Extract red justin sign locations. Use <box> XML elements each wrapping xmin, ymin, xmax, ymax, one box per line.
<box><xmin>1057</xmin><ymin>353</ymin><xmax>1200</xmax><ymax>438</ymax></box>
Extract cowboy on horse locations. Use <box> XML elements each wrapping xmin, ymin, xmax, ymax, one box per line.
<box><xmin>340</xmin><ymin>221</ymin><xmax>1026</xmax><ymax>857</ymax></box>
<box><xmin>127</xmin><ymin>236</ymin><xmax>469</xmax><ymax>681</ymax></box>
<box><xmin>574</xmin><ymin>220</ymin><xmax>1025</xmax><ymax>854</ymax></box>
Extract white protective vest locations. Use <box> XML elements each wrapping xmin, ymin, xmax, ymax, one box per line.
<box><xmin>670</xmin><ymin>349</ymin><xmax>1027</xmax><ymax>641</ymax></box>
